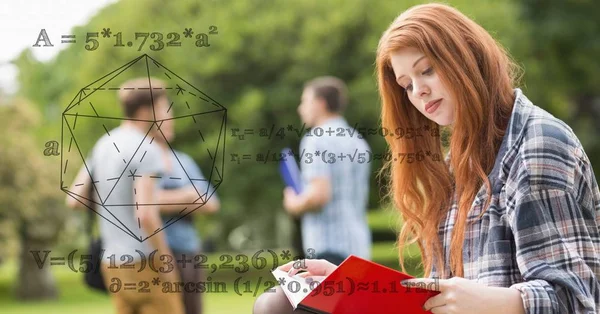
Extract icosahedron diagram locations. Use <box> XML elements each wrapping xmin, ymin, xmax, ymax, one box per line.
<box><xmin>61</xmin><ymin>54</ymin><xmax>226</xmax><ymax>242</ymax></box>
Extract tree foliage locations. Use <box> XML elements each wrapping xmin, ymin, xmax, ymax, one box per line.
<box><xmin>0</xmin><ymin>98</ymin><xmax>67</xmax><ymax>299</ymax></box>
<box><xmin>10</xmin><ymin>0</ymin><xmax>600</xmax><ymax>250</ymax></box>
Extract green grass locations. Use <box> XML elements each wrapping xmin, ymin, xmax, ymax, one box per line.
<box><xmin>368</xmin><ymin>207</ymin><xmax>401</xmax><ymax>232</ymax></box>
<box><xmin>0</xmin><ymin>258</ymin><xmax>262</xmax><ymax>314</ymax></box>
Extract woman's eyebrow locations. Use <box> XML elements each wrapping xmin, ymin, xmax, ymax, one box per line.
<box><xmin>396</xmin><ymin>56</ymin><xmax>427</xmax><ymax>82</ymax></box>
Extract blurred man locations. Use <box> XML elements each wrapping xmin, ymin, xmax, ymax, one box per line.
<box><xmin>283</xmin><ymin>76</ymin><xmax>372</xmax><ymax>265</ymax></box>
<box><xmin>254</xmin><ymin>76</ymin><xmax>373</xmax><ymax>314</ymax></box>
<box><xmin>156</xmin><ymin>112</ymin><xmax>220</xmax><ymax>314</ymax></box>
<box><xmin>67</xmin><ymin>78</ymin><xmax>184</xmax><ymax>314</ymax></box>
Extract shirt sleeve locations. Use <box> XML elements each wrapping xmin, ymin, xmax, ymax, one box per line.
<box><xmin>179</xmin><ymin>153</ymin><xmax>219</xmax><ymax>201</ymax></box>
<box><xmin>135</xmin><ymin>141</ymin><xmax>164</xmax><ymax>176</ymax></box>
<box><xmin>508</xmin><ymin>188</ymin><xmax>600</xmax><ymax>314</ymax></box>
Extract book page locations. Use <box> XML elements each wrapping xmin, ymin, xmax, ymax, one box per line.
<box><xmin>271</xmin><ymin>268</ymin><xmax>317</xmax><ymax>309</ymax></box>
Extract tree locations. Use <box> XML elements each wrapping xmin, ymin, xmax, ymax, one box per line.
<box><xmin>12</xmin><ymin>0</ymin><xmax>569</xmax><ymax>251</ymax></box>
<box><xmin>0</xmin><ymin>99</ymin><xmax>67</xmax><ymax>300</ymax></box>
<box><xmin>518</xmin><ymin>0</ymin><xmax>600</xmax><ymax>176</ymax></box>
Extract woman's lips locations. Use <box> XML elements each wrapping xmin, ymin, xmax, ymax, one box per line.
<box><xmin>425</xmin><ymin>99</ymin><xmax>442</xmax><ymax>114</ymax></box>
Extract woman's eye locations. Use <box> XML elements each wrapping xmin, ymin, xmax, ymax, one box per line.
<box><xmin>422</xmin><ymin>67</ymin><xmax>433</xmax><ymax>75</ymax></box>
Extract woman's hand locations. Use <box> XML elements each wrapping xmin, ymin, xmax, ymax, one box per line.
<box><xmin>278</xmin><ymin>258</ymin><xmax>338</xmax><ymax>278</ymax></box>
<box><xmin>401</xmin><ymin>277</ymin><xmax>525</xmax><ymax>314</ymax></box>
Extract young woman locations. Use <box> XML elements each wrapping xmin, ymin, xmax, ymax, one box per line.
<box><xmin>271</xmin><ymin>3</ymin><xmax>600</xmax><ymax>314</ymax></box>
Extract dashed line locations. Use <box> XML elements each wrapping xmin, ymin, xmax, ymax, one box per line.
<box><xmin>128</xmin><ymin>169</ymin><xmax>139</xmax><ymax>181</ymax></box>
<box><xmin>123</xmin><ymin>159</ymin><xmax>127</xmax><ymax>164</ymax></box>
<box><xmin>207</xmin><ymin>149</ymin><xmax>213</xmax><ymax>160</ymax></box>
<box><xmin>169</xmin><ymin>177</ymin><xmax>182</xmax><ymax>180</ymax></box>
<box><xmin>134</xmin><ymin>188</ymin><xmax>137</xmax><ymax>195</ymax></box>
<box><xmin>89</xmin><ymin>102</ymin><xmax>99</xmax><ymax>117</ymax></box>
<box><xmin>108</xmin><ymin>87</ymin><xmax>120</xmax><ymax>90</ymax></box>
<box><xmin>107</xmin><ymin>177</ymin><xmax>119</xmax><ymax>181</ymax></box>
<box><xmin>75</xmin><ymin>183</ymin><xmax>84</xmax><ymax>187</ymax></box>
<box><xmin>199</xmin><ymin>96</ymin><xmax>208</xmax><ymax>102</ymax></box>
<box><xmin>124</xmin><ymin>87</ymin><xmax>134</xmax><ymax>90</ymax></box>
<box><xmin>68</xmin><ymin>137</ymin><xmax>73</xmax><ymax>153</ymax></box>
<box><xmin>139</xmin><ymin>87</ymin><xmax>150</xmax><ymax>90</ymax></box>
<box><xmin>164</xmin><ymin>72</ymin><xmax>171</xmax><ymax>79</ymax></box>
<box><xmin>186</xmin><ymin>101</ymin><xmax>190</xmax><ymax>109</ymax></box>
<box><xmin>93</xmin><ymin>88</ymin><xmax>106</xmax><ymax>90</ymax></box>
<box><xmin>149</xmin><ymin>137</ymin><xmax>155</xmax><ymax>145</ymax></box>
<box><xmin>198</xmin><ymin>130</ymin><xmax>205</xmax><ymax>142</ymax></box>
<box><xmin>177</xmin><ymin>207</ymin><xmax>188</xmax><ymax>215</ymax></box>
<box><xmin>64</xmin><ymin>160</ymin><xmax>69</xmax><ymax>174</ymax></box>
<box><xmin>150</xmin><ymin>176</ymin><xmax>162</xmax><ymax>179</ymax></box>
<box><xmin>113</xmin><ymin>142</ymin><xmax>120</xmax><ymax>153</ymax></box>
<box><xmin>103</xmin><ymin>124</ymin><xmax>111</xmax><ymax>136</ymax></box>
<box><xmin>138</xmin><ymin>218</ymin><xmax>141</xmax><ymax>228</ymax></box>
<box><xmin>189</xmin><ymin>92</ymin><xmax>196</xmax><ymax>97</ymax></box>
<box><xmin>139</xmin><ymin>150</ymin><xmax>148</xmax><ymax>163</ymax></box>
<box><xmin>166</xmin><ymin>101</ymin><xmax>174</xmax><ymax>113</ymax></box>
<box><xmin>73</xmin><ymin>112</ymin><xmax>79</xmax><ymax>130</ymax></box>
<box><xmin>192</xmin><ymin>116</ymin><xmax>197</xmax><ymax>124</ymax></box>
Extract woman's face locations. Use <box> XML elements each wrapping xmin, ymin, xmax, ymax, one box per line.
<box><xmin>389</xmin><ymin>47</ymin><xmax>455</xmax><ymax>126</ymax></box>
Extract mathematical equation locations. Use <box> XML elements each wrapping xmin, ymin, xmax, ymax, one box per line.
<box><xmin>230</xmin><ymin>124</ymin><xmax>440</xmax><ymax>140</ymax></box>
<box><xmin>100</xmin><ymin>276</ymin><xmax>440</xmax><ymax>296</ymax></box>
<box><xmin>30</xmin><ymin>249</ymin><xmax>313</xmax><ymax>274</ymax></box>
<box><xmin>107</xmin><ymin>275</ymin><xmax>277</xmax><ymax>297</ymax></box>
<box><xmin>230</xmin><ymin>149</ymin><xmax>442</xmax><ymax>164</ymax></box>
<box><xmin>278</xmin><ymin>277</ymin><xmax>439</xmax><ymax>296</ymax></box>
<box><xmin>32</xmin><ymin>27</ymin><xmax>218</xmax><ymax>51</ymax></box>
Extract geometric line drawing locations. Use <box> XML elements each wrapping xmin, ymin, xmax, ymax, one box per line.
<box><xmin>61</xmin><ymin>54</ymin><xmax>227</xmax><ymax>242</ymax></box>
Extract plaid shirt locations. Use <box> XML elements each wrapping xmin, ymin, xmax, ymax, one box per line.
<box><xmin>430</xmin><ymin>88</ymin><xmax>600</xmax><ymax>313</ymax></box>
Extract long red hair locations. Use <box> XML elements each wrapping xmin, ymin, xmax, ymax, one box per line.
<box><xmin>376</xmin><ymin>3</ymin><xmax>520</xmax><ymax>278</ymax></box>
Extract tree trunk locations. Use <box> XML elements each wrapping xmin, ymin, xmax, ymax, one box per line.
<box><xmin>14</xmin><ymin>224</ymin><xmax>58</xmax><ymax>300</ymax></box>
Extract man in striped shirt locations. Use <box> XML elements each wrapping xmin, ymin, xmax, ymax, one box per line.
<box><xmin>282</xmin><ymin>76</ymin><xmax>372</xmax><ymax>265</ymax></box>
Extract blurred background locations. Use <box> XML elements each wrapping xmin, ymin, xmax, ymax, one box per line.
<box><xmin>1</xmin><ymin>0</ymin><xmax>599</xmax><ymax>312</ymax></box>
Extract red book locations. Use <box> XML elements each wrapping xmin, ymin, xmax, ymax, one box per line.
<box><xmin>272</xmin><ymin>255</ymin><xmax>440</xmax><ymax>314</ymax></box>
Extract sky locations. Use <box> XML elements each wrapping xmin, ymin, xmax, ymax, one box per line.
<box><xmin>0</xmin><ymin>0</ymin><xmax>118</xmax><ymax>94</ymax></box>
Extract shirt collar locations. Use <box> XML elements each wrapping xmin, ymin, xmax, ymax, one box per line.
<box><xmin>497</xmin><ymin>88</ymin><xmax>535</xmax><ymax>183</ymax></box>
<box><xmin>315</xmin><ymin>115</ymin><xmax>346</xmax><ymax>128</ymax></box>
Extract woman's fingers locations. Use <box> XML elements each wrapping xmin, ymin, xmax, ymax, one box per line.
<box><xmin>304</xmin><ymin>275</ymin><xmax>327</xmax><ymax>285</ymax></box>
<box><xmin>422</xmin><ymin>293</ymin><xmax>447</xmax><ymax>311</ymax></box>
<box><xmin>277</xmin><ymin>259</ymin><xmax>338</xmax><ymax>277</ymax></box>
<box><xmin>400</xmin><ymin>278</ymin><xmax>444</xmax><ymax>291</ymax></box>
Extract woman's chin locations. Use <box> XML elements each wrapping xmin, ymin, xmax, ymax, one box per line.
<box><xmin>432</xmin><ymin>114</ymin><xmax>454</xmax><ymax>127</ymax></box>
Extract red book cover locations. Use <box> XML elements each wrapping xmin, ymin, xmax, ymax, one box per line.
<box><xmin>273</xmin><ymin>255</ymin><xmax>440</xmax><ymax>314</ymax></box>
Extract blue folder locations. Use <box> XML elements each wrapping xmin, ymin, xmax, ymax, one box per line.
<box><xmin>279</xmin><ymin>147</ymin><xmax>303</xmax><ymax>194</ymax></box>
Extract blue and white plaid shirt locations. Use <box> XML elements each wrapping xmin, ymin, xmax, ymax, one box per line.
<box><xmin>431</xmin><ymin>88</ymin><xmax>600</xmax><ymax>313</ymax></box>
<box><xmin>299</xmin><ymin>116</ymin><xmax>372</xmax><ymax>261</ymax></box>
